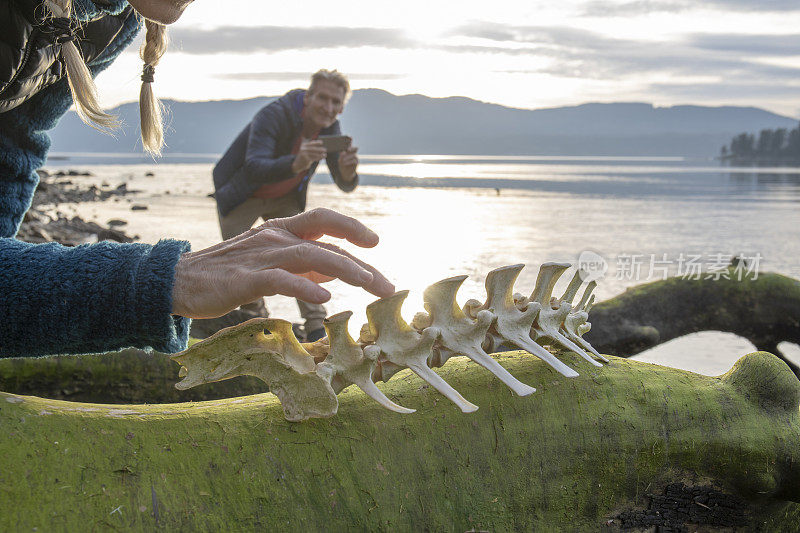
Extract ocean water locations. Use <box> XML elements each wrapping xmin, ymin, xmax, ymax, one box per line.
<box><xmin>52</xmin><ymin>155</ymin><xmax>800</xmax><ymax>375</ymax></box>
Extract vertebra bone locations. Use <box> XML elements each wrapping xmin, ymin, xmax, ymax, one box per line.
<box><xmin>562</xmin><ymin>282</ymin><xmax>608</xmax><ymax>361</ymax></box>
<box><xmin>173</xmin><ymin>319</ymin><xmax>338</xmax><ymax>422</ymax></box>
<box><xmin>366</xmin><ymin>291</ymin><xmax>479</xmax><ymax>413</ymax></box>
<box><xmin>317</xmin><ymin>311</ymin><xmax>414</xmax><ymax>414</ymax></box>
<box><xmin>482</xmin><ymin>264</ymin><xmax>579</xmax><ymax>377</ymax></box>
<box><xmin>528</xmin><ymin>263</ymin><xmax>604</xmax><ymax>367</ymax></box>
<box><xmin>423</xmin><ymin>275</ymin><xmax>536</xmax><ymax>396</ymax></box>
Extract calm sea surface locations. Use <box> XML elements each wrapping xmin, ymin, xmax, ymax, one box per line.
<box><xmin>51</xmin><ymin>155</ymin><xmax>800</xmax><ymax>374</ymax></box>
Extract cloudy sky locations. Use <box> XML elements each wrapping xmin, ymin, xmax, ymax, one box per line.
<box><xmin>95</xmin><ymin>0</ymin><xmax>800</xmax><ymax>117</ymax></box>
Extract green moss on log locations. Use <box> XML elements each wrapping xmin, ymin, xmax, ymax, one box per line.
<box><xmin>1</xmin><ymin>351</ymin><xmax>799</xmax><ymax>531</ymax></box>
<box><xmin>0</xmin><ymin>348</ymin><xmax>267</xmax><ymax>403</ymax></box>
<box><xmin>586</xmin><ymin>270</ymin><xmax>800</xmax><ymax>364</ymax></box>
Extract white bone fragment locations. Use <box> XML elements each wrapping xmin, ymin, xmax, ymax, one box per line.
<box><xmin>483</xmin><ymin>265</ymin><xmax>579</xmax><ymax>377</ymax></box>
<box><xmin>172</xmin><ymin>319</ymin><xmax>338</xmax><ymax>422</ymax></box>
<box><xmin>529</xmin><ymin>264</ymin><xmax>602</xmax><ymax>367</ymax></box>
<box><xmin>575</xmin><ymin>281</ymin><xmax>597</xmax><ymax>313</ymax></box>
<box><xmin>462</xmin><ymin>298</ymin><xmax>483</xmax><ymax>320</ymax></box>
<box><xmin>358</xmin><ymin>322</ymin><xmax>377</xmax><ymax>344</ymax></box>
<box><xmin>481</xmin><ymin>330</ymin><xmax>507</xmax><ymax>354</ymax></box>
<box><xmin>423</xmin><ymin>275</ymin><xmax>536</xmax><ymax>396</ymax></box>
<box><xmin>316</xmin><ymin>311</ymin><xmax>415</xmax><ymax>414</ymax></box>
<box><xmin>410</xmin><ymin>311</ymin><xmax>433</xmax><ymax>331</ymax></box>
<box><xmin>576</xmin><ymin>294</ymin><xmax>596</xmax><ymax>338</ymax></box>
<box><xmin>366</xmin><ymin>291</ymin><xmax>479</xmax><ymax>413</ymax></box>
<box><xmin>560</xmin><ymin>269</ymin><xmax>587</xmax><ymax>304</ymax></box>
<box><xmin>563</xmin><ymin>308</ymin><xmax>605</xmax><ymax>359</ymax></box>
<box><xmin>529</xmin><ymin>262</ymin><xmax>571</xmax><ymax>306</ymax></box>
<box><xmin>512</xmin><ymin>292</ymin><xmax>527</xmax><ymax>308</ymax></box>
<box><xmin>585</xmin><ymin>294</ymin><xmax>596</xmax><ymax>313</ymax></box>
<box><xmin>561</xmin><ymin>280</ymin><xmax>608</xmax><ymax>362</ymax></box>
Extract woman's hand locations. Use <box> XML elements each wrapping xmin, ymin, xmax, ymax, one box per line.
<box><xmin>171</xmin><ymin>208</ymin><xmax>395</xmax><ymax>319</ymax></box>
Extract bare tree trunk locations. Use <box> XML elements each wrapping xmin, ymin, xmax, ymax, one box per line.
<box><xmin>586</xmin><ymin>271</ymin><xmax>800</xmax><ymax>376</ymax></box>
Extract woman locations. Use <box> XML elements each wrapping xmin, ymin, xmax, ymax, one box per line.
<box><xmin>0</xmin><ymin>0</ymin><xmax>395</xmax><ymax>357</ymax></box>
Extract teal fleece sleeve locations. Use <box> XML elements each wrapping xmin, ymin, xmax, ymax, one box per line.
<box><xmin>0</xmin><ymin>238</ymin><xmax>192</xmax><ymax>357</ymax></box>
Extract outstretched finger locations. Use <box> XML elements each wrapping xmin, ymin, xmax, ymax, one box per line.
<box><xmin>271</xmin><ymin>208</ymin><xmax>379</xmax><ymax>248</ymax></box>
<box><xmin>267</xmin><ymin>243</ymin><xmax>376</xmax><ymax>289</ymax></box>
<box><xmin>314</xmin><ymin>241</ymin><xmax>395</xmax><ymax>297</ymax></box>
<box><xmin>249</xmin><ymin>268</ymin><xmax>332</xmax><ymax>304</ymax></box>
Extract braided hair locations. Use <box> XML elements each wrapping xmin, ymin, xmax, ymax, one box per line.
<box><xmin>44</xmin><ymin>0</ymin><xmax>169</xmax><ymax>154</ymax></box>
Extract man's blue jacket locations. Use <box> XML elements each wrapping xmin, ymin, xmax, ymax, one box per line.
<box><xmin>213</xmin><ymin>89</ymin><xmax>358</xmax><ymax>217</ymax></box>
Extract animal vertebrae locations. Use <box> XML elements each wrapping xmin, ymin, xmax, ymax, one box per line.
<box><xmin>173</xmin><ymin>262</ymin><xmax>607</xmax><ymax>421</ymax></box>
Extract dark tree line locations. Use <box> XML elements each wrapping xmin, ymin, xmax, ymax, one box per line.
<box><xmin>721</xmin><ymin>121</ymin><xmax>800</xmax><ymax>162</ymax></box>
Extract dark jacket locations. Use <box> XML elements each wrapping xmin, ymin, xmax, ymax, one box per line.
<box><xmin>0</xmin><ymin>0</ymin><xmax>191</xmax><ymax>357</ymax></box>
<box><xmin>213</xmin><ymin>89</ymin><xmax>358</xmax><ymax>217</ymax></box>
<box><xmin>0</xmin><ymin>0</ymin><xmax>136</xmax><ymax>112</ymax></box>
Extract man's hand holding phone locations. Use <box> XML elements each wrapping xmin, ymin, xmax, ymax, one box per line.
<box><xmin>338</xmin><ymin>146</ymin><xmax>359</xmax><ymax>181</ymax></box>
<box><xmin>292</xmin><ymin>139</ymin><xmax>327</xmax><ymax>174</ymax></box>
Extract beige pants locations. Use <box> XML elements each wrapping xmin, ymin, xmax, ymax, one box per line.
<box><xmin>218</xmin><ymin>195</ymin><xmax>326</xmax><ymax>333</ymax></box>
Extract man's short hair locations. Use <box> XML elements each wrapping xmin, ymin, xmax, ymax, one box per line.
<box><xmin>308</xmin><ymin>70</ymin><xmax>351</xmax><ymax>102</ymax></box>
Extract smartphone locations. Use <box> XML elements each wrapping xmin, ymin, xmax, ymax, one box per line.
<box><xmin>318</xmin><ymin>135</ymin><xmax>352</xmax><ymax>153</ymax></box>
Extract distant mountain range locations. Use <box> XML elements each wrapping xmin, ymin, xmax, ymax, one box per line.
<box><xmin>48</xmin><ymin>89</ymin><xmax>799</xmax><ymax>158</ymax></box>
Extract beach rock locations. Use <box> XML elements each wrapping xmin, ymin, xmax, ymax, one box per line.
<box><xmin>16</xmin><ymin>169</ymin><xmax>140</xmax><ymax>246</ymax></box>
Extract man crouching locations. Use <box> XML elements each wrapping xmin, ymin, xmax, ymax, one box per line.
<box><xmin>196</xmin><ymin>70</ymin><xmax>359</xmax><ymax>341</ymax></box>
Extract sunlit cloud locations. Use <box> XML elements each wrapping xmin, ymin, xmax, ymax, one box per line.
<box><xmin>91</xmin><ymin>0</ymin><xmax>800</xmax><ymax>118</ymax></box>
<box><xmin>451</xmin><ymin>23</ymin><xmax>607</xmax><ymax>48</ymax></box>
<box><xmin>649</xmin><ymin>82</ymin><xmax>800</xmax><ymax>100</ymax></box>
<box><xmin>169</xmin><ymin>26</ymin><xmax>416</xmax><ymax>54</ymax></box>
<box><xmin>703</xmin><ymin>0</ymin><xmax>800</xmax><ymax>11</ymax></box>
<box><xmin>214</xmin><ymin>72</ymin><xmax>406</xmax><ymax>81</ymax></box>
<box><xmin>688</xmin><ymin>33</ymin><xmax>800</xmax><ymax>56</ymax></box>
<box><xmin>450</xmin><ymin>22</ymin><xmax>800</xmax><ymax>82</ymax></box>
<box><xmin>580</xmin><ymin>0</ymin><xmax>800</xmax><ymax>16</ymax></box>
<box><xmin>581</xmin><ymin>0</ymin><xmax>686</xmax><ymax>16</ymax></box>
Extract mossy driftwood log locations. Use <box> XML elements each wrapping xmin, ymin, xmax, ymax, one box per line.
<box><xmin>586</xmin><ymin>271</ymin><xmax>800</xmax><ymax>374</ymax></box>
<box><xmin>0</xmin><ymin>348</ymin><xmax>267</xmax><ymax>403</ymax></box>
<box><xmin>2</xmin><ymin>351</ymin><xmax>800</xmax><ymax>531</ymax></box>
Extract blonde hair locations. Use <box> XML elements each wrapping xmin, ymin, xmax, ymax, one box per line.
<box><xmin>308</xmin><ymin>69</ymin><xmax>351</xmax><ymax>103</ymax></box>
<box><xmin>44</xmin><ymin>0</ymin><xmax>168</xmax><ymax>154</ymax></box>
<box><xmin>45</xmin><ymin>0</ymin><xmax>118</xmax><ymax>130</ymax></box>
<box><xmin>139</xmin><ymin>19</ymin><xmax>168</xmax><ymax>155</ymax></box>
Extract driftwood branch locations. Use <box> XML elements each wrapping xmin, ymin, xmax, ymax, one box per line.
<box><xmin>585</xmin><ymin>270</ymin><xmax>800</xmax><ymax>374</ymax></box>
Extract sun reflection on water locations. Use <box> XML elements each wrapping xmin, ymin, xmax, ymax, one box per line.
<box><xmin>64</xmin><ymin>159</ymin><xmax>800</xmax><ymax>349</ymax></box>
